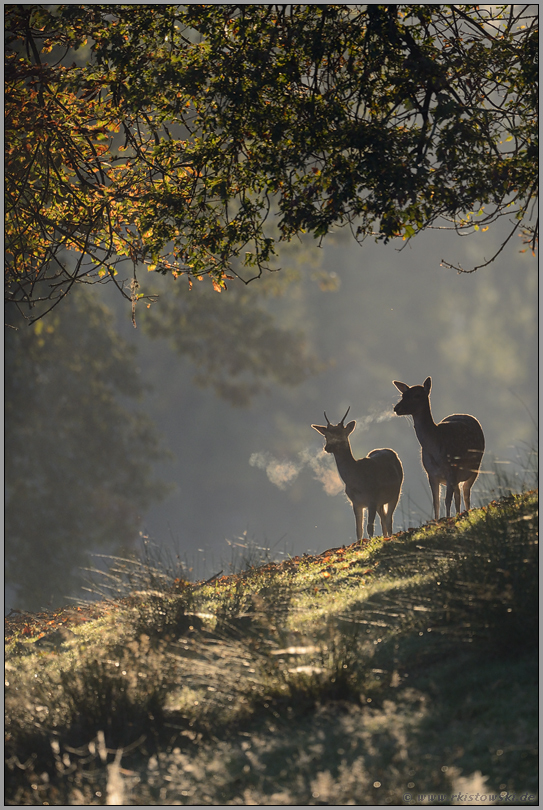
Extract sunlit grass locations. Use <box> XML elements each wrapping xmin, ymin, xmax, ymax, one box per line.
<box><xmin>5</xmin><ymin>490</ymin><xmax>538</xmax><ymax>805</ymax></box>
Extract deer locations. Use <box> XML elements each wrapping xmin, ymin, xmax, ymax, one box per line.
<box><xmin>311</xmin><ymin>408</ymin><xmax>403</xmax><ymax>541</ymax></box>
<box><xmin>393</xmin><ymin>377</ymin><xmax>485</xmax><ymax>520</ymax></box>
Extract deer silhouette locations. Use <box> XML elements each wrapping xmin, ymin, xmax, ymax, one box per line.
<box><xmin>312</xmin><ymin>408</ymin><xmax>403</xmax><ymax>541</ymax></box>
<box><xmin>393</xmin><ymin>377</ymin><xmax>485</xmax><ymax>519</ymax></box>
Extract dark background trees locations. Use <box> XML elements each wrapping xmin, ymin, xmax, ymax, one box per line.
<box><xmin>5</xmin><ymin>292</ymin><xmax>168</xmax><ymax>610</ymax></box>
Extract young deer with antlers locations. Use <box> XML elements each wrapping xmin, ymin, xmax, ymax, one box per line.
<box><xmin>312</xmin><ymin>408</ymin><xmax>403</xmax><ymax>541</ymax></box>
<box><xmin>393</xmin><ymin>377</ymin><xmax>485</xmax><ymax>519</ymax></box>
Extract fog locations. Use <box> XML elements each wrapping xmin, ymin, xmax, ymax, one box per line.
<box><xmin>5</xmin><ymin>226</ymin><xmax>538</xmax><ymax>611</ymax></box>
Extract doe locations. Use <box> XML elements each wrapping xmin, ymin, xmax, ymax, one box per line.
<box><xmin>393</xmin><ymin>377</ymin><xmax>485</xmax><ymax>519</ymax></box>
<box><xmin>312</xmin><ymin>408</ymin><xmax>403</xmax><ymax>541</ymax></box>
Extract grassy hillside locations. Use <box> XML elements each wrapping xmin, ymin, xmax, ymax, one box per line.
<box><xmin>5</xmin><ymin>491</ymin><xmax>538</xmax><ymax>806</ymax></box>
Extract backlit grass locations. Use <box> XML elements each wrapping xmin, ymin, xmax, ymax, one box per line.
<box><xmin>5</xmin><ymin>491</ymin><xmax>538</xmax><ymax>806</ymax></box>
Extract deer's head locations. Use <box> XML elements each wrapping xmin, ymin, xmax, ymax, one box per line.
<box><xmin>393</xmin><ymin>377</ymin><xmax>432</xmax><ymax>416</ymax></box>
<box><xmin>312</xmin><ymin>407</ymin><xmax>356</xmax><ymax>453</ymax></box>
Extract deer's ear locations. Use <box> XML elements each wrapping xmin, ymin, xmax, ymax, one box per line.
<box><xmin>311</xmin><ymin>424</ymin><xmax>327</xmax><ymax>436</ymax></box>
<box><xmin>393</xmin><ymin>380</ymin><xmax>409</xmax><ymax>393</ymax></box>
<box><xmin>345</xmin><ymin>420</ymin><xmax>356</xmax><ymax>434</ymax></box>
<box><xmin>423</xmin><ymin>376</ymin><xmax>432</xmax><ymax>393</ymax></box>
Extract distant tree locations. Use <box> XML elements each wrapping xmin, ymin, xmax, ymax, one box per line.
<box><xmin>5</xmin><ymin>292</ymin><xmax>169</xmax><ymax>610</ymax></box>
<box><xmin>141</xmin><ymin>266</ymin><xmax>325</xmax><ymax>407</ymax></box>
<box><xmin>5</xmin><ymin>4</ymin><xmax>537</xmax><ymax>320</ymax></box>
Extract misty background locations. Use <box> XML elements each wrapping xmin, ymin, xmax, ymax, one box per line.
<box><xmin>5</xmin><ymin>226</ymin><xmax>538</xmax><ymax>612</ymax></box>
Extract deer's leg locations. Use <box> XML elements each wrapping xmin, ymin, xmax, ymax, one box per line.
<box><xmin>429</xmin><ymin>476</ymin><xmax>441</xmax><ymax>520</ymax></box>
<box><xmin>377</xmin><ymin>505</ymin><xmax>386</xmax><ymax>537</ymax></box>
<box><xmin>366</xmin><ymin>504</ymin><xmax>377</xmax><ymax>539</ymax></box>
<box><xmin>385</xmin><ymin>493</ymin><xmax>400</xmax><ymax>536</ymax></box>
<box><xmin>353</xmin><ymin>504</ymin><xmax>365</xmax><ymax>542</ymax></box>
<box><xmin>445</xmin><ymin>482</ymin><xmax>454</xmax><ymax>517</ymax></box>
<box><xmin>445</xmin><ymin>482</ymin><xmax>461</xmax><ymax>516</ymax></box>
<box><xmin>462</xmin><ymin>474</ymin><xmax>477</xmax><ymax>512</ymax></box>
<box><xmin>454</xmin><ymin>484</ymin><xmax>461</xmax><ymax>513</ymax></box>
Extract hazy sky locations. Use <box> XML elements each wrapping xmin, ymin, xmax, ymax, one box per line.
<box><xmin>97</xmin><ymin>224</ymin><xmax>537</xmax><ymax>582</ymax></box>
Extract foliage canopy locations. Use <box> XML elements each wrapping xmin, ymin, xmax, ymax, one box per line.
<box><xmin>5</xmin><ymin>4</ymin><xmax>538</xmax><ymax>319</ymax></box>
